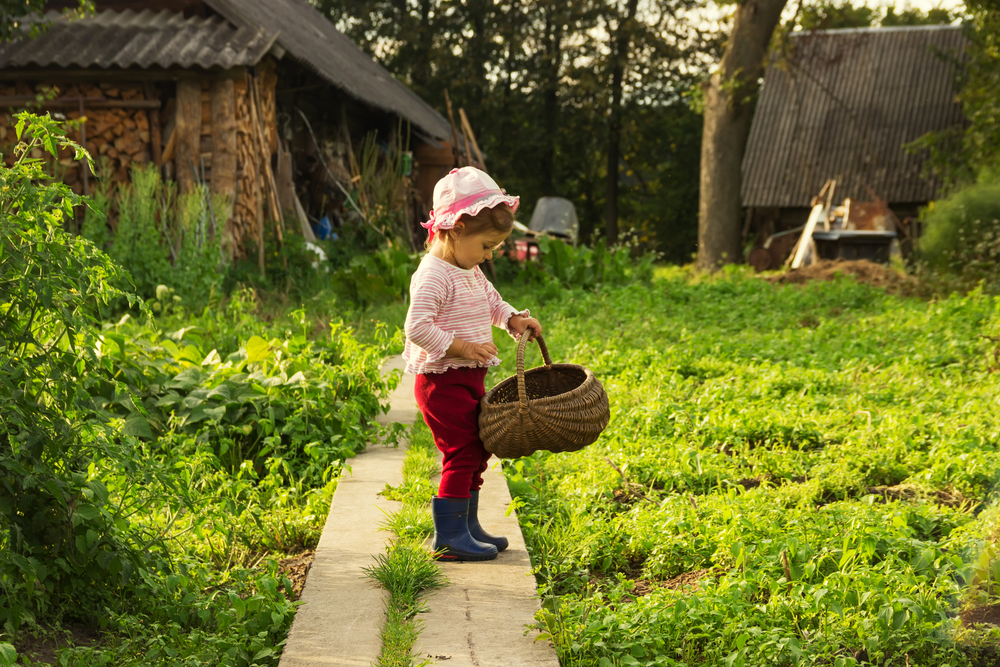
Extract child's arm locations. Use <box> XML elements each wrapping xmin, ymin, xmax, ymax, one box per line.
<box><xmin>404</xmin><ymin>272</ymin><xmax>455</xmax><ymax>362</ymax></box>
<box><xmin>476</xmin><ymin>269</ymin><xmax>542</xmax><ymax>338</ymax></box>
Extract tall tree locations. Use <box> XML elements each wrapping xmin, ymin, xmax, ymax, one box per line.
<box><xmin>316</xmin><ymin>0</ymin><xmax>718</xmax><ymax>259</ymax></box>
<box><xmin>696</xmin><ymin>0</ymin><xmax>786</xmax><ymax>270</ymax></box>
<box><xmin>603</xmin><ymin>0</ymin><xmax>639</xmax><ymax>247</ymax></box>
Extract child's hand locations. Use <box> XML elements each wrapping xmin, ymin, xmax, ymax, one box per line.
<box><xmin>509</xmin><ymin>314</ymin><xmax>543</xmax><ymax>340</ymax></box>
<box><xmin>447</xmin><ymin>338</ymin><xmax>498</xmax><ymax>364</ymax></box>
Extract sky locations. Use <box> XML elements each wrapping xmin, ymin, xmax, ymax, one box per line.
<box><xmin>690</xmin><ymin>0</ymin><xmax>966</xmax><ymax>36</ymax></box>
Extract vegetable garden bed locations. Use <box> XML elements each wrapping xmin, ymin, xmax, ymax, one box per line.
<box><xmin>487</xmin><ymin>268</ymin><xmax>1000</xmax><ymax>667</ymax></box>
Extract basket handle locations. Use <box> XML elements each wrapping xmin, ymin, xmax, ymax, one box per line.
<box><xmin>515</xmin><ymin>331</ymin><xmax>553</xmax><ymax>411</ymax></box>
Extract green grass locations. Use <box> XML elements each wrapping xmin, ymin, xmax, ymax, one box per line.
<box><xmin>367</xmin><ymin>417</ymin><xmax>445</xmax><ymax>667</ymax></box>
<box><xmin>482</xmin><ymin>266</ymin><xmax>1000</xmax><ymax>667</ymax></box>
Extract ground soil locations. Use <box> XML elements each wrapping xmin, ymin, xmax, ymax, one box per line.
<box><xmin>961</xmin><ymin>605</ymin><xmax>1000</xmax><ymax>667</ymax></box>
<box><xmin>278</xmin><ymin>550</ymin><xmax>315</xmax><ymax>600</ymax></box>
<box><xmin>867</xmin><ymin>484</ymin><xmax>970</xmax><ymax>509</ymax></box>
<box><xmin>763</xmin><ymin>259</ymin><xmax>919</xmax><ymax>295</ymax></box>
<box><xmin>14</xmin><ymin>624</ymin><xmax>100</xmax><ymax>665</ymax></box>
<box><xmin>963</xmin><ymin>604</ymin><xmax>1000</xmax><ymax>628</ymax></box>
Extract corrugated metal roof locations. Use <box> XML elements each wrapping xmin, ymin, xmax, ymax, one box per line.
<box><xmin>204</xmin><ymin>0</ymin><xmax>452</xmax><ymax>141</ymax></box>
<box><xmin>0</xmin><ymin>9</ymin><xmax>277</xmax><ymax>69</ymax></box>
<box><xmin>742</xmin><ymin>25</ymin><xmax>967</xmax><ymax>207</ymax></box>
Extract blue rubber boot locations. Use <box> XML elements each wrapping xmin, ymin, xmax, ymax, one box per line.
<box><xmin>468</xmin><ymin>490</ymin><xmax>509</xmax><ymax>552</ymax></box>
<box><xmin>431</xmin><ymin>496</ymin><xmax>498</xmax><ymax>562</ymax></box>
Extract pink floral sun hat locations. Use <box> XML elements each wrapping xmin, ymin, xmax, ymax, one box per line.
<box><xmin>422</xmin><ymin>167</ymin><xmax>519</xmax><ymax>241</ymax></box>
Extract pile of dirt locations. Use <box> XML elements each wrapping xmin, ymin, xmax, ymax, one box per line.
<box><xmin>764</xmin><ymin>259</ymin><xmax>918</xmax><ymax>294</ymax></box>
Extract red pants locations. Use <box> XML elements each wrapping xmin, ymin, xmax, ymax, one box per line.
<box><xmin>414</xmin><ymin>367</ymin><xmax>491</xmax><ymax>499</ymax></box>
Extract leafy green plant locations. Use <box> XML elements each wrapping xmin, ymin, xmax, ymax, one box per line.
<box><xmin>918</xmin><ymin>171</ymin><xmax>1000</xmax><ymax>292</ymax></box>
<box><xmin>509</xmin><ymin>236</ymin><xmax>657</xmax><ymax>293</ymax></box>
<box><xmin>331</xmin><ymin>247</ymin><xmax>418</xmax><ymax>308</ymax></box>
<box><xmin>487</xmin><ymin>266</ymin><xmax>1000</xmax><ymax>667</ymax></box>
<box><xmin>0</xmin><ymin>112</ymin><xmax>404</xmax><ymax>665</ymax></box>
<box><xmin>89</xmin><ymin>162</ymin><xmax>228</xmax><ymax>308</ymax></box>
<box><xmin>0</xmin><ymin>111</ymin><xmax>151</xmax><ymax>630</ymax></box>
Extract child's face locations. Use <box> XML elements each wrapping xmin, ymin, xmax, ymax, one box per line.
<box><xmin>448</xmin><ymin>224</ymin><xmax>510</xmax><ymax>270</ymax></box>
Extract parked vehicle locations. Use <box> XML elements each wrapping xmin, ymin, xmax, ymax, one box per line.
<box><xmin>512</xmin><ymin>196</ymin><xmax>579</xmax><ymax>262</ymax></box>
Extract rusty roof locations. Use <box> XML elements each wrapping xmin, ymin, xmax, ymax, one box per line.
<box><xmin>0</xmin><ymin>9</ymin><xmax>276</xmax><ymax>69</ymax></box>
<box><xmin>741</xmin><ymin>25</ymin><xmax>967</xmax><ymax>208</ymax></box>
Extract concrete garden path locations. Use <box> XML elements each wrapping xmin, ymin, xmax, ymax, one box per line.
<box><xmin>279</xmin><ymin>357</ymin><xmax>560</xmax><ymax>667</ymax></box>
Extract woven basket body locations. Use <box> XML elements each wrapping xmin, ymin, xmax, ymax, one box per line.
<box><xmin>479</xmin><ymin>334</ymin><xmax>610</xmax><ymax>458</ymax></box>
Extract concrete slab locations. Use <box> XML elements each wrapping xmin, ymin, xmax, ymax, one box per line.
<box><xmin>415</xmin><ymin>459</ymin><xmax>560</xmax><ymax>667</ymax></box>
<box><xmin>278</xmin><ymin>358</ymin><xmax>415</xmax><ymax>667</ymax></box>
<box><xmin>280</xmin><ymin>356</ymin><xmax>558</xmax><ymax>667</ymax></box>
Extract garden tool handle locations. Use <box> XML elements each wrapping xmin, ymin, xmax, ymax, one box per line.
<box><xmin>515</xmin><ymin>331</ymin><xmax>553</xmax><ymax>411</ymax></box>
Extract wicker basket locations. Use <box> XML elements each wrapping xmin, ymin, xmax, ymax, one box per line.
<box><xmin>479</xmin><ymin>333</ymin><xmax>610</xmax><ymax>459</ymax></box>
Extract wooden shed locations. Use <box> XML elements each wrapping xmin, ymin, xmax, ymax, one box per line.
<box><xmin>0</xmin><ymin>0</ymin><xmax>456</xmax><ymax>257</ymax></box>
<box><xmin>741</xmin><ymin>25</ymin><xmax>967</xmax><ymax>239</ymax></box>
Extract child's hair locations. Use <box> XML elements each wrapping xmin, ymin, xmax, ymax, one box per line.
<box><xmin>428</xmin><ymin>203</ymin><xmax>515</xmax><ymax>251</ymax></box>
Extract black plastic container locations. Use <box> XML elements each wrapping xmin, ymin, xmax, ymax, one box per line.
<box><xmin>812</xmin><ymin>230</ymin><xmax>896</xmax><ymax>264</ymax></box>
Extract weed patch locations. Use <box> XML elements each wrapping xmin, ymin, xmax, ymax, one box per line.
<box><xmin>491</xmin><ymin>267</ymin><xmax>1000</xmax><ymax>666</ymax></box>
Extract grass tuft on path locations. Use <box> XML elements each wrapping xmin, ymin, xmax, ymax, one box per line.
<box><xmin>365</xmin><ymin>417</ymin><xmax>444</xmax><ymax>667</ymax></box>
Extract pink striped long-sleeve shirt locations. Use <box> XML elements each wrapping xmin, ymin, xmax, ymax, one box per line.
<box><xmin>403</xmin><ymin>254</ymin><xmax>527</xmax><ymax>374</ymax></box>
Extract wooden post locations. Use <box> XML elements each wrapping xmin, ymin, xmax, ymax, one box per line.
<box><xmin>443</xmin><ymin>90</ymin><xmax>462</xmax><ymax>168</ymax></box>
<box><xmin>247</xmin><ymin>74</ymin><xmax>283</xmax><ymax>240</ymax></box>
<box><xmin>78</xmin><ymin>97</ymin><xmax>89</xmax><ymax>196</ymax></box>
<box><xmin>144</xmin><ymin>82</ymin><xmax>162</xmax><ymax>167</ymax></box>
<box><xmin>175</xmin><ymin>78</ymin><xmax>202</xmax><ymax>194</ymax></box>
<box><xmin>209</xmin><ymin>78</ymin><xmax>237</xmax><ymax>208</ymax></box>
<box><xmin>458</xmin><ymin>108</ymin><xmax>485</xmax><ymax>168</ymax></box>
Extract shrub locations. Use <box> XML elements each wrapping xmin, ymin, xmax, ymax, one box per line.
<box><xmin>507</xmin><ymin>236</ymin><xmax>657</xmax><ymax>292</ymax></box>
<box><xmin>918</xmin><ymin>171</ymin><xmax>1000</xmax><ymax>290</ymax></box>
<box><xmin>0</xmin><ymin>112</ymin><xmax>148</xmax><ymax>629</ymax></box>
<box><xmin>89</xmin><ymin>162</ymin><xmax>228</xmax><ymax>308</ymax></box>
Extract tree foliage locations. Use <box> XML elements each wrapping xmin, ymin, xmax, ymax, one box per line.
<box><xmin>314</xmin><ymin>0</ymin><xmax>718</xmax><ymax>261</ymax></box>
<box><xmin>0</xmin><ymin>0</ymin><xmax>93</xmax><ymax>42</ymax></box>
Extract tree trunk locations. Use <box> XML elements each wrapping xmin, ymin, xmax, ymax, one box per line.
<box><xmin>541</xmin><ymin>9</ymin><xmax>562</xmax><ymax>195</ymax></box>
<box><xmin>697</xmin><ymin>0</ymin><xmax>787</xmax><ymax>270</ymax></box>
<box><xmin>604</xmin><ymin>0</ymin><xmax>638</xmax><ymax>248</ymax></box>
<box><xmin>412</xmin><ymin>0</ymin><xmax>433</xmax><ymax>90</ymax></box>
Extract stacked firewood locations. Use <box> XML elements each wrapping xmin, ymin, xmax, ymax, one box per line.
<box><xmin>232</xmin><ymin>71</ymin><xmax>279</xmax><ymax>259</ymax></box>
<box><xmin>0</xmin><ymin>82</ymin><xmax>153</xmax><ymax>191</ymax></box>
<box><xmin>233</xmin><ymin>77</ymin><xmax>261</xmax><ymax>255</ymax></box>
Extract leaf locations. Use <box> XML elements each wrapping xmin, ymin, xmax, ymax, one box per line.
<box><xmin>203</xmin><ymin>405</ymin><xmax>227</xmax><ymax>422</ymax></box>
<box><xmin>123</xmin><ymin>414</ymin><xmax>154</xmax><ymax>439</ymax></box>
<box><xmin>0</xmin><ymin>643</ymin><xmax>17</xmax><ymax>667</ymax></box>
<box><xmin>245</xmin><ymin>336</ymin><xmax>271</xmax><ymax>364</ymax></box>
<box><xmin>169</xmin><ymin>367</ymin><xmax>205</xmax><ymax>391</ymax></box>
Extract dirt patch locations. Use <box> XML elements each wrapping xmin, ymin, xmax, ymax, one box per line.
<box><xmin>963</xmin><ymin>604</ymin><xmax>1000</xmax><ymax>628</ymax></box>
<box><xmin>15</xmin><ymin>624</ymin><xmax>100</xmax><ymax>665</ymax></box>
<box><xmin>763</xmin><ymin>259</ymin><xmax>918</xmax><ymax>295</ymax></box>
<box><xmin>867</xmin><ymin>484</ymin><xmax>970</xmax><ymax>509</ymax></box>
<box><xmin>662</xmin><ymin>567</ymin><xmax>719</xmax><ymax>591</ymax></box>
<box><xmin>590</xmin><ymin>561</ymin><xmax>725</xmax><ymax>600</ymax></box>
<box><xmin>278</xmin><ymin>550</ymin><xmax>315</xmax><ymax>600</ymax></box>
<box><xmin>611</xmin><ymin>484</ymin><xmax>649</xmax><ymax>506</ymax></box>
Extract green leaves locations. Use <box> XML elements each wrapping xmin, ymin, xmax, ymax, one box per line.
<box><xmin>500</xmin><ymin>269</ymin><xmax>1000</xmax><ymax>667</ymax></box>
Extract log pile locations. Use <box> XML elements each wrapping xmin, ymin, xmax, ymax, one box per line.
<box><xmin>0</xmin><ymin>81</ymin><xmax>153</xmax><ymax>192</ymax></box>
<box><xmin>232</xmin><ymin>71</ymin><xmax>279</xmax><ymax>265</ymax></box>
<box><xmin>1</xmin><ymin>71</ymin><xmax>280</xmax><ymax>263</ymax></box>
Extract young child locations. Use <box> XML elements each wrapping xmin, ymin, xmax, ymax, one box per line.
<box><xmin>404</xmin><ymin>167</ymin><xmax>542</xmax><ymax>562</ymax></box>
